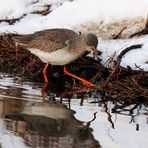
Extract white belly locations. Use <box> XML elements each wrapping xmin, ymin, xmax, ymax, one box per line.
<box><xmin>28</xmin><ymin>48</ymin><xmax>78</xmax><ymax>65</ymax></box>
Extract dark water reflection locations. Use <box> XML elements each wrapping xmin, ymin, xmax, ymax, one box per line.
<box><xmin>0</xmin><ymin>74</ymin><xmax>100</xmax><ymax>148</ymax></box>
<box><xmin>4</xmin><ymin>100</ymin><xmax>99</xmax><ymax>148</ymax></box>
<box><xmin>0</xmin><ymin>73</ymin><xmax>148</xmax><ymax>148</ymax></box>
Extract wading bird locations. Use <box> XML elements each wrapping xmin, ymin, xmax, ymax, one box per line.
<box><xmin>12</xmin><ymin>28</ymin><xmax>99</xmax><ymax>99</ymax></box>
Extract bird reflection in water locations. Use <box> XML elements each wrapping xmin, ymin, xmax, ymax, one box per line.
<box><xmin>4</xmin><ymin>100</ymin><xmax>101</xmax><ymax>148</ymax></box>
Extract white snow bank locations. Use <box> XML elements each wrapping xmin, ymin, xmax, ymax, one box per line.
<box><xmin>0</xmin><ymin>0</ymin><xmax>28</xmax><ymax>20</ymax></box>
<box><xmin>0</xmin><ymin>0</ymin><xmax>148</xmax><ymax>34</ymax></box>
<box><xmin>0</xmin><ymin>0</ymin><xmax>70</xmax><ymax>20</ymax></box>
<box><xmin>99</xmin><ymin>35</ymin><xmax>148</xmax><ymax>71</ymax></box>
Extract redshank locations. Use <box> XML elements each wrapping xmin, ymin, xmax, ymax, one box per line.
<box><xmin>12</xmin><ymin>28</ymin><xmax>98</xmax><ymax>98</ymax></box>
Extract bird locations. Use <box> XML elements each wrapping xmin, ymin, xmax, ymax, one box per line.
<box><xmin>12</xmin><ymin>28</ymin><xmax>99</xmax><ymax>99</ymax></box>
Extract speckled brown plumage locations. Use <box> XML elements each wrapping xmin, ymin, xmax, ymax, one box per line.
<box><xmin>13</xmin><ymin>29</ymin><xmax>78</xmax><ymax>53</ymax></box>
<box><xmin>12</xmin><ymin>28</ymin><xmax>99</xmax><ymax>65</ymax></box>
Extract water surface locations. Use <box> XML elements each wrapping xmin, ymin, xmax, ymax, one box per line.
<box><xmin>0</xmin><ymin>73</ymin><xmax>147</xmax><ymax>148</ymax></box>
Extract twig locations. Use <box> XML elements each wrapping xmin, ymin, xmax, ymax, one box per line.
<box><xmin>112</xmin><ymin>26</ymin><xmax>127</xmax><ymax>39</ymax></box>
<box><xmin>130</xmin><ymin>14</ymin><xmax>148</xmax><ymax>37</ymax></box>
<box><xmin>101</xmin><ymin>44</ymin><xmax>143</xmax><ymax>88</ymax></box>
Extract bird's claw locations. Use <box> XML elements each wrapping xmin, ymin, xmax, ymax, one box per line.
<box><xmin>82</xmin><ymin>80</ymin><xmax>95</xmax><ymax>87</ymax></box>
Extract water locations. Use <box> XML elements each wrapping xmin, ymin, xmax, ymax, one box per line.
<box><xmin>0</xmin><ymin>73</ymin><xmax>147</xmax><ymax>148</ymax></box>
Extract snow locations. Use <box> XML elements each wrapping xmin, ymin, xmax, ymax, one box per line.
<box><xmin>0</xmin><ymin>0</ymin><xmax>148</xmax><ymax>34</ymax></box>
<box><xmin>0</xmin><ymin>0</ymin><xmax>70</xmax><ymax>20</ymax></box>
<box><xmin>0</xmin><ymin>0</ymin><xmax>28</xmax><ymax>20</ymax></box>
<box><xmin>99</xmin><ymin>36</ymin><xmax>148</xmax><ymax>70</ymax></box>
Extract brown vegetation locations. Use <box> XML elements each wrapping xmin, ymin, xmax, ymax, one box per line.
<box><xmin>0</xmin><ymin>33</ymin><xmax>148</xmax><ymax>105</ymax></box>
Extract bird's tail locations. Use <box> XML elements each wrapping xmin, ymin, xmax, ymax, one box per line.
<box><xmin>11</xmin><ymin>33</ymin><xmax>33</xmax><ymax>45</ymax></box>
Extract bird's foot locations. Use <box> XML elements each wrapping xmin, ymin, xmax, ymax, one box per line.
<box><xmin>82</xmin><ymin>80</ymin><xmax>95</xmax><ymax>87</ymax></box>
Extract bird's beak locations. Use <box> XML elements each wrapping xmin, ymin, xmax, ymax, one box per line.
<box><xmin>92</xmin><ymin>47</ymin><xmax>98</xmax><ymax>60</ymax></box>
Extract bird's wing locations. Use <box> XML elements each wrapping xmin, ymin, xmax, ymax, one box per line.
<box><xmin>13</xmin><ymin>29</ymin><xmax>78</xmax><ymax>53</ymax></box>
<box><xmin>27</xmin><ymin>38</ymin><xmax>67</xmax><ymax>52</ymax></box>
<box><xmin>12</xmin><ymin>34</ymin><xmax>33</xmax><ymax>45</ymax></box>
<box><xmin>28</xmin><ymin>29</ymin><xmax>78</xmax><ymax>53</ymax></box>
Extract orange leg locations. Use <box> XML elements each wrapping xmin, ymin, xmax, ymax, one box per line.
<box><xmin>41</xmin><ymin>63</ymin><xmax>49</xmax><ymax>100</ymax></box>
<box><xmin>61</xmin><ymin>86</ymin><xmax>94</xmax><ymax>97</ymax></box>
<box><xmin>64</xmin><ymin>66</ymin><xmax>95</xmax><ymax>87</ymax></box>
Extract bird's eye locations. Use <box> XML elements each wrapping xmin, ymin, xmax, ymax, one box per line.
<box><xmin>86</xmin><ymin>41</ymin><xmax>90</xmax><ymax>46</ymax></box>
<box><xmin>78</xmin><ymin>31</ymin><xmax>81</xmax><ymax>35</ymax></box>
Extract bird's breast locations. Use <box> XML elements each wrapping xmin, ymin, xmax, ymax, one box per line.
<box><xmin>28</xmin><ymin>48</ymin><xmax>80</xmax><ymax>65</ymax></box>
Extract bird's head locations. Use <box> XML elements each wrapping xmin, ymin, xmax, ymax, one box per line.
<box><xmin>85</xmin><ymin>33</ymin><xmax>99</xmax><ymax>60</ymax></box>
